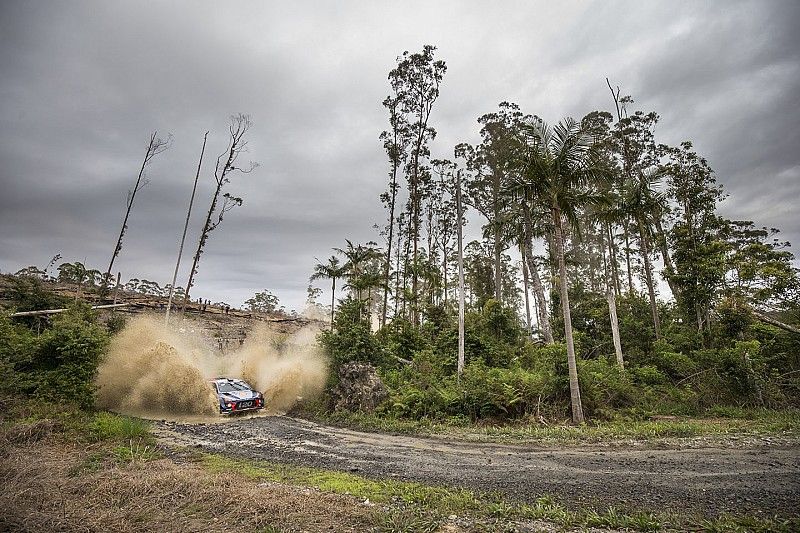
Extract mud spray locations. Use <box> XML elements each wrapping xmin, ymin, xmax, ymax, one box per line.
<box><xmin>95</xmin><ymin>315</ymin><xmax>328</xmax><ymax>420</ymax></box>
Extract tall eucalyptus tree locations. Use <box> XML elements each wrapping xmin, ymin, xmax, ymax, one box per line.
<box><xmin>456</xmin><ymin>103</ymin><xmax>523</xmax><ymax>304</ymax></box>
<box><xmin>379</xmin><ymin>73</ymin><xmax>411</xmax><ymax>328</ymax></box>
<box><xmin>390</xmin><ymin>45</ymin><xmax>446</xmax><ymax>324</ymax></box>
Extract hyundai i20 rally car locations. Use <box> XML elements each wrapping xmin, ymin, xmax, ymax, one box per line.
<box><xmin>210</xmin><ymin>378</ymin><xmax>264</xmax><ymax>415</ymax></box>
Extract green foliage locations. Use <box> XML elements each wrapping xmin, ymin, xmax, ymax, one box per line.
<box><xmin>34</xmin><ymin>305</ymin><xmax>108</xmax><ymax>408</ymax></box>
<box><xmin>105</xmin><ymin>313</ymin><xmax>127</xmax><ymax>334</ymax></box>
<box><xmin>6</xmin><ymin>274</ymin><xmax>69</xmax><ymax>312</ymax></box>
<box><xmin>0</xmin><ymin>304</ymin><xmax>107</xmax><ymax>409</ymax></box>
<box><xmin>0</xmin><ymin>312</ymin><xmax>39</xmax><ymax>393</ymax></box>
<box><xmin>319</xmin><ymin>297</ymin><xmax>385</xmax><ymax>371</ymax></box>
<box><xmin>378</xmin><ymin>317</ymin><xmax>428</xmax><ymax>362</ymax></box>
<box><xmin>244</xmin><ymin>289</ymin><xmax>280</xmax><ymax>313</ymax></box>
<box><xmin>577</xmin><ymin>359</ymin><xmax>639</xmax><ymax>418</ymax></box>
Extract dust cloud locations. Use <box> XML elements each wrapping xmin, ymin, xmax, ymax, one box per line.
<box><xmin>95</xmin><ymin>315</ymin><xmax>328</xmax><ymax>420</ymax></box>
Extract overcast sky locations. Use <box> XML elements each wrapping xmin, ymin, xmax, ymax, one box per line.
<box><xmin>1</xmin><ymin>1</ymin><xmax>798</xmax><ymax>311</ymax></box>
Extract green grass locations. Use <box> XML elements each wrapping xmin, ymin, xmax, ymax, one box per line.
<box><xmin>197</xmin><ymin>452</ymin><xmax>799</xmax><ymax>532</ymax></box>
<box><xmin>88</xmin><ymin>412</ymin><xmax>152</xmax><ymax>442</ymax></box>
<box><xmin>304</xmin><ymin>407</ymin><xmax>800</xmax><ymax>444</ymax></box>
<box><xmin>200</xmin><ymin>453</ymin><xmax>479</xmax><ymax>512</ymax></box>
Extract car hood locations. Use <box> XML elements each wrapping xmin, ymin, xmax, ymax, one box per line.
<box><xmin>219</xmin><ymin>390</ymin><xmax>260</xmax><ymax>401</ymax></box>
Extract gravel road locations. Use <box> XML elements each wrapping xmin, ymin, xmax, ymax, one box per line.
<box><xmin>153</xmin><ymin>415</ymin><xmax>800</xmax><ymax>517</ymax></box>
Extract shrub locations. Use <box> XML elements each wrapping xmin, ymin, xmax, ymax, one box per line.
<box><xmin>0</xmin><ymin>313</ymin><xmax>39</xmax><ymax>394</ymax></box>
<box><xmin>632</xmin><ymin>365</ymin><xmax>669</xmax><ymax>386</ymax></box>
<box><xmin>34</xmin><ymin>304</ymin><xmax>108</xmax><ymax>409</ymax></box>
<box><xmin>654</xmin><ymin>351</ymin><xmax>698</xmax><ymax>381</ymax></box>
<box><xmin>578</xmin><ymin>359</ymin><xmax>639</xmax><ymax>418</ymax></box>
<box><xmin>319</xmin><ymin>297</ymin><xmax>385</xmax><ymax>372</ymax></box>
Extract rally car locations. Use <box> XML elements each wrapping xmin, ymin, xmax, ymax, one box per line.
<box><xmin>210</xmin><ymin>378</ymin><xmax>264</xmax><ymax>415</ymax></box>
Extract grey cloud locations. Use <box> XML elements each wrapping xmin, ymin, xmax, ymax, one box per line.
<box><xmin>1</xmin><ymin>0</ymin><xmax>798</xmax><ymax>311</ymax></box>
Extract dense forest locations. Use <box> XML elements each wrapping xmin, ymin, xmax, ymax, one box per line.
<box><xmin>314</xmin><ymin>45</ymin><xmax>800</xmax><ymax>424</ymax></box>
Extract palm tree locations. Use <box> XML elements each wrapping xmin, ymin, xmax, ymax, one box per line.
<box><xmin>335</xmin><ymin>240</ymin><xmax>381</xmax><ymax>299</ymax></box>
<box><xmin>508</xmin><ymin>117</ymin><xmax>606</xmax><ymax>424</ymax></box>
<box><xmin>310</xmin><ymin>256</ymin><xmax>347</xmax><ymax>328</ymax></box>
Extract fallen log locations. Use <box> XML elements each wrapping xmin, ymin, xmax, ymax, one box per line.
<box><xmin>10</xmin><ymin>303</ymin><xmax>131</xmax><ymax>317</ymax></box>
<box><xmin>752</xmin><ymin>310</ymin><xmax>800</xmax><ymax>335</ymax></box>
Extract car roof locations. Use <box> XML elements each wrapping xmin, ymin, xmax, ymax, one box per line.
<box><xmin>211</xmin><ymin>377</ymin><xmax>249</xmax><ymax>385</ymax></box>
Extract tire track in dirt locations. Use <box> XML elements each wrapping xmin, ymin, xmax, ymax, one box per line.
<box><xmin>153</xmin><ymin>415</ymin><xmax>800</xmax><ymax>517</ymax></box>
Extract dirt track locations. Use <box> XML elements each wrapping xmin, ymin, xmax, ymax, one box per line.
<box><xmin>153</xmin><ymin>415</ymin><xmax>800</xmax><ymax>517</ymax></box>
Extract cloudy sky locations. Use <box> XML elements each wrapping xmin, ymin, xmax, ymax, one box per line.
<box><xmin>1</xmin><ymin>1</ymin><xmax>798</xmax><ymax>311</ymax></box>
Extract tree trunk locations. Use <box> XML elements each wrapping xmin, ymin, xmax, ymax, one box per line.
<box><xmin>606</xmin><ymin>224</ymin><xmax>622</xmax><ymax>297</ymax></box>
<box><xmin>653</xmin><ymin>217</ymin><xmax>680</xmax><ymax>299</ymax></box>
<box><xmin>381</xmin><ymin>182</ymin><xmax>397</xmax><ymax>329</ymax></box>
<box><xmin>637</xmin><ymin>217</ymin><xmax>662</xmax><ymax>338</ymax></box>
<box><xmin>602</xmin><ymin>224</ymin><xmax>624</xmax><ymax>368</ymax></box>
<box><xmin>330</xmin><ymin>277</ymin><xmax>336</xmax><ymax>328</ymax></box>
<box><xmin>394</xmin><ymin>215</ymin><xmax>403</xmax><ymax>321</ymax></box>
<box><xmin>456</xmin><ymin>170</ymin><xmax>466</xmax><ymax>377</ymax></box>
<box><xmin>183</xmin><ymin>119</ymin><xmax>248</xmax><ymax>314</ymax></box>
<box><xmin>182</xmin><ymin>176</ymin><xmax>223</xmax><ymax>314</ymax></box>
<box><xmin>521</xmin><ymin>244</ymin><xmax>532</xmax><ymax>335</ymax></box>
<box><xmin>166</xmin><ymin>132</ymin><xmax>207</xmax><ymax>326</ymax></box>
<box><xmin>494</xmin><ymin>218</ymin><xmax>502</xmax><ymax>303</ymax></box>
<box><xmin>522</xmin><ymin>203</ymin><xmax>554</xmax><ymax>343</ymax></box>
<box><xmin>493</xmin><ymin>173</ymin><xmax>502</xmax><ymax>303</ymax></box>
<box><xmin>553</xmin><ymin>207</ymin><xmax>584</xmax><ymax>424</ymax></box>
<box><xmin>623</xmin><ymin>222</ymin><xmax>634</xmax><ymax>296</ymax></box>
<box><xmin>752</xmin><ymin>310</ymin><xmax>800</xmax><ymax>335</ymax></box>
<box><xmin>103</xmin><ymin>132</ymin><xmax>161</xmax><ymax>294</ymax></box>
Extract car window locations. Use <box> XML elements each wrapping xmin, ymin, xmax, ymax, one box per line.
<box><xmin>216</xmin><ymin>381</ymin><xmax>251</xmax><ymax>393</ymax></box>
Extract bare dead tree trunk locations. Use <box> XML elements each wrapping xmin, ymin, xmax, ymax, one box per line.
<box><xmin>752</xmin><ymin>310</ymin><xmax>800</xmax><ymax>335</ymax></box>
<box><xmin>166</xmin><ymin>132</ymin><xmax>208</xmax><ymax>326</ymax></box>
<box><xmin>111</xmin><ymin>272</ymin><xmax>121</xmax><ymax>314</ymax></box>
<box><xmin>102</xmin><ymin>131</ymin><xmax>170</xmax><ymax>294</ymax></box>
<box><xmin>183</xmin><ymin>115</ymin><xmax>255</xmax><ymax>314</ymax></box>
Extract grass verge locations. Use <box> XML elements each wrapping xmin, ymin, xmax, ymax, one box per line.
<box><xmin>300</xmin><ymin>407</ymin><xmax>800</xmax><ymax>444</ymax></box>
<box><xmin>197</xmin><ymin>452</ymin><xmax>798</xmax><ymax>532</ymax></box>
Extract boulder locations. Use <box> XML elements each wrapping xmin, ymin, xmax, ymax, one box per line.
<box><xmin>331</xmin><ymin>362</ymin><xmax>388</xmax><ymax>412</ymax></box>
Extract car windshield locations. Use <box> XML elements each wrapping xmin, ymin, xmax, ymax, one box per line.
<box><xmin>216</xmin><ymin>381</ymin><xmax>251</xmax><ymax>393</ymax></box>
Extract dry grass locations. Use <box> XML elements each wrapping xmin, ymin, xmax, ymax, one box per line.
<box><xmin>0</xmin><ymin>438</ymin><xmax>377</xmax><ymax>532</ymax></box>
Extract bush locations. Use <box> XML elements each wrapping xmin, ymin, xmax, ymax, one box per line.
<box><xmin>654</xmin><ymin>351</ymin><xmax>698</xmax><ymax>381</ymax></box>
<box><xmin>384</xmin><ymin>361</ymin><xmax>556</xmax><ymax>421</ymax></box>
<box><xmin>320</xmin><ymin>297</ymin><xmax>385</xmax><ymax>372</ymax></box>
<box><xmin>35</xmin><ymin>305</ymin><xmax>108</xmax><ymax>409</ymax></box>
<box><xmin>0</xmin><ymin>304</ymin><xmax>108</xmax><ymax>409</ymax></box>
<box><xmin>578</xmin><ymin>359</ymin><xmax>639</xmax><ymax>419</ymax></box>
<box><xmin>0</xmin><ymin>313</ymin><xmax>39</xmax><ymax>394</ymax></box>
